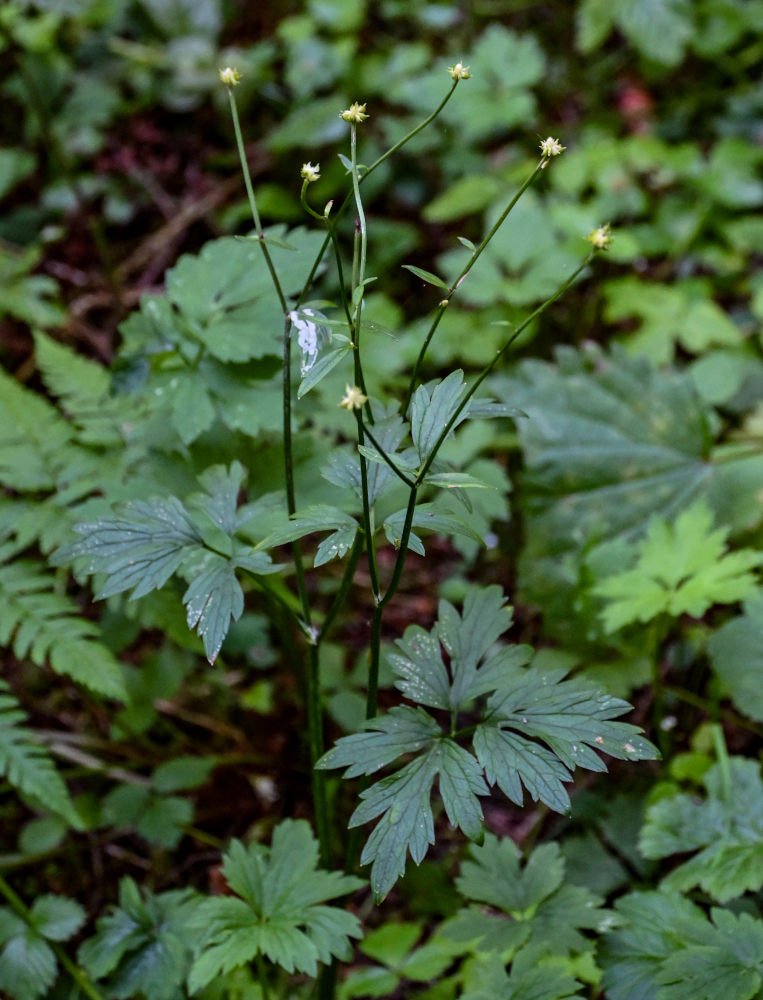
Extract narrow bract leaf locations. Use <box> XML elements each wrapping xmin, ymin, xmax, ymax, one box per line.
<box><xmin>401</xmin><ymin>264</ymin><xmax>450</xmax><ymax>291</ymax></box>
<box><xmin>298</xmin><ymin>345</ymin><xmax>352</xmax><ymax>398</ymax></box>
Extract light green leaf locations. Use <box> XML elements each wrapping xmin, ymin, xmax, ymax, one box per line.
<box><xmin>401</xmin><ymin>264</ymin><xmax>450</xmax><ymax>291</ymax></box>
<box><xmin>640</xmin><ymin>757</ymin><xmax>763</xmax><ymax>902</ymax></box>
<box><xmin>614</xmin><ymin>0</ymin><xmax>694</xmax><ymax>66</ymax></box>
<box><xmin>188</xmin><ymin>821</ymin><xmax>363</xmax><ymax>989</ymax></box>
<box><xmin>708</xmin><ymin>592</ymin><xmax>763</xmax><ymax>722</ymax></box>
<box><xmin>29</xmin><ymin>896</ymin><xmax>85</xmax><ymax>942</ymax></box>
<box><xmin>0</xmin><ymin>924</ymin><xmax>57</xmax><ymax>1000</ymax></box>
<box><xmin>0</xmin><ymin>681</ymin><xmax>80</xmax><ymax>828</ymax></box>
<box><xmin>78</xmin><ymin>879</ymin><xmax>198</xmax><ymax>1000</ymax></box>
<box><xmin>592</xmin><ymin>501</ymin><xmax>761</xmax><ymax>632</ymax></box>
<box><xmin>655</xmin><ymin>909</ymin><xmax>763</xmax><ymax>1000</ymax></box>
<box><xmin>298</xmin><ymin>345</ymin><xmax>352</xmax><ymax>398</ymax></box>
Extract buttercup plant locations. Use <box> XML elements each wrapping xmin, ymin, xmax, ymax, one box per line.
<box><xmin>45</xmin><ymin>61</ymin><xmax>659</xmax><ymax>999</ymax></box>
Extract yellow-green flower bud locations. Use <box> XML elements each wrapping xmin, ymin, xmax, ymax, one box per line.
<box><xmin>448</xmin><ymin>62</ymin><xmax>471</xmax><ymax>81</ymax></box>
<box><xmin>586</xmin><ymin>223</ymin><xmax>613</xmax><ymax>250</ymax></box>
<box><xmin>219</xmin><ymin>66</ymin><xmax>241</xmax><ymax>88</ymax></box>
<box><xmin>301</xmin><ymin>162</ymin><xmax>321</xmax><ymax>183</ymax></box>
<box><xmin>339</xmin><ymin>385</ymin><xmax>367</xmax><ymax>411</ymax></box>
<box><xmin>340</xmin><ymin>102</ymin><xmax>369</xmax><ymax>124</ymax></box>
<box><xmin>539</xmin><ymin>136</ymin><xmax>565</xmax><ymax>158</ymax></box>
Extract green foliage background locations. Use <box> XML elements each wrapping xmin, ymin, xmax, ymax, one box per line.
<box><xmin>1</xmin><ymin>0</ymin><xmax>762</xmax><ymax>998</ymax></box>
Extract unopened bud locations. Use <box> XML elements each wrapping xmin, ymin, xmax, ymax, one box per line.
<box><xmin>219</xmin><ymin>66</ymin><xmax>241</xmax><ymax>88</ymax></box>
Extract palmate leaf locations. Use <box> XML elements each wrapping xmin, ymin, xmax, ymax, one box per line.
<box><xmin>493</xmin><ymin>346</ymin><xmax>763</xmax><ymax>638</ymax></box>
<box><xmin>600</xmin><ymin>891</ymin><xmax>763</xmax><ymax>1000</ymax></box>
<box><xmin>54</xmin><ymin>465</ymin><xmax>282</xmax><ymax>663</ymax></box>
<box><xmin>639</xmin><ymin>756</ymin><xmax>763</xmax><ymax>902</ymax></box>
<box><xmin>655</xmin><ymin>909</ymin><xmax>763</xmax><ymax>1000</ymax></box>
<box><xmin>460</xmin><ymin>950</ymin><xmax>585</xmax><ymax>1000</ymax></box>
<box><xmin>444</xmin><ymin>837</ymin><xmax>606</xmax><ymax>963</ymax></box>
<box><xmin>188</xmin><ymin>820</ymin><xmax>363</xmax><ymax>991</ymax></box>
<box><xmin>319</xmin><ymin>587</ymin><xmax>657</xmax><ymax>900</ymax></box>
<box><xmin>78</xmin><ymin>878</ymin><xmax>198</xmax><ymax>1000</ymax></box>
<box><xmin>53</xmin><ymin>496</ymin><xmax>202</xmax><ymax>600</ymax></box>
<box><xmin>708</xmin><ymin>592</ymin><xmax>763</xmax><ymax>723</ymax></box>
<box><xmin>592</xmin><ymin>500</ymin><xmax>761</xmax><ymax>632</ymax></box>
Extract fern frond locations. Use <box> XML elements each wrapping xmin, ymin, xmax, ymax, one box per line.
<box><xmin>0</xmin><ymin>681</ymin><xmax>80</xmax><ymax>827</ymax></box>
<box><xmin>0</xmin><ymin>546</ymin><xmax>126</xmax><ymax>700</ymax></box>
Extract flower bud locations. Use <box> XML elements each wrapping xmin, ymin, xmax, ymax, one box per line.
<box><xmin>339</xmin><ymin>385</ymin><xmax>368</xmax><ymax>411</ymax></box>
<box><xmin>340</xmin><ymin>102</ymin><xmax>369</xmax><ymax>124</ymax></box>
<box><xmin>539</xmin><ymin>136</ymin><xmax>565</xmax><ymax>158</ymax></box>
<box><xmin>586</xmin><ymin>223</ymin><xmax>613</xmax><ymax>250</ymax></box>
<box><xmin>219</xmin><ymin>66</ymin><xmax>241</xmax><ymax>88</ymax></box>
<box><xmin>448</xmin><ymin>62</ymin><xmax>472</xmax><ymax>81</ymax></box>
<box><xmin>301</xmin><ymin>162</ymin><xmax>321</xmax><ymax>183</ymax></box>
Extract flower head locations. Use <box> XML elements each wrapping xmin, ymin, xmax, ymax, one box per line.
<box><xmin>448</xmin><ymin>62</ymin><xmax>471</xmax><ymax>81</ymax></box>
<box><xmin>586</xmin><ymin>223</ymin><xmax>613</xmax><ymax>250</ymax></box>
<box><xmin>539</xmin><ymin>136</ymin><xmax>565</xmax><ymax>158</ymax></box>
<box><xmin>219</xmin><ymin>66</ymin><xmax>241</xmax><ymax>88</ymax></box>
<box><xmin>339</xmin><ymin>385</ymin><xmax>368</xmax><ymax>411</ymax></box>
<box><xmin>301</xmin><ymin>162</ymin><xmax>321</xmax><ymax>183</ymax></box>
<box><xmin>340</xmin><ymin>102</ymin><xmax>369</xmax><ymax>124</ymax></box>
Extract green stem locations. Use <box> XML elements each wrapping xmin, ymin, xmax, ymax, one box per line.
<box><xmin>0</xmin><ymin>875</ymin><xmax>107</xmax><ymax>1000</ymax></box>
<box><xmin>227</xmin><ymin>88</ymin><xmax>287</xmax><ymax>313</ymax></box>
<box><xmin>365</xmin><ymin>487</ymin><xmax>419</xmax><ymax>721</ymax></box>
<box><xmin>358</xmin><ymin>417</ymin><xmax>415</xmax><ymax>488</ymax></box>
<box><xmin>402</xmin><ymin>158</ymin><xmax>546</xmax><ymax>414</ymax></box>
<box><xmin>356</xmin><ymin>413</ymin><xmax>381</xmax><ymax>602</ymax></box>
<box><xmin>256</xmin><ymin>953</ymin><xmax>271</xmax><ymax>1000</ymax></box>
<box><xmin>416</xmin><ymin>254</ymin><xmax>594</xmax><ymax>483</ymax></box>
<box><xmin>281</xmin><ymin>313</ymin><xmax>313</xmax><ymax>627</ymax></box>
<box><xmin>306</xmin><ymin>644</ymin><xmax>332</xmax><ymax>866</ymax></box>
<box><xmin>295</xmin><ymin>81</ymin><xmax>461</xmax><ymax>310</ymax></box>
<box><xmin>317</xmin><ymin>534</ymin><xmax>364</xmax><ymax>644</ymax></box>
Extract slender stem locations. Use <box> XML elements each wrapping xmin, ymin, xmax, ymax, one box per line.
<box><xmin>416</xmin><ymin>254</ymin><xmax>594</xmax><ymax>483</ymax></box>
<box><xmin>402</xmin><ymin>158</ymin><xmax>547</xmax><ymax>414</ymax></box>
<box><xmin>227</xmin><ymin>89</ymin><xmax>287</xmax><ymax>313</ymax></box>
<box><xmin>295</xmin><ymin>81</ymin><xmax>462</xmax><ymax>310</ymax></box>
<box><xmin>306</xmin><ymin>644</ymin><xmax>332</xmax><ymax>865</ymax></box>
<box><xmin>350</xmin><ymin>125</ymin><xmax>368</xmax><ymax>321</ymax></box>
<box><xmin>317</xmin><ymin>534</ymin><xmax>363</xmax><ymax>643</ymax></box>
<box><xmin>358</xmin><ymin>417</ymin><xmax>415</xmax><ymax>488</ymax></box>
<box><xmin>256</xmin><ymin>954</ymin><xmax>272</xmax><ymax>1000</ymax></box>
<box><xmin>355</xmin><ymin>412</ymin><xmax>381</xmax><ymax>601</ymax></box>
<box><xmin>0</xmin><ymin>875</ymin><xmax>107</xmax><ymax>1000</ymax></box>
<box><xmin>364</xmin><ymin>487</ymin><xmax>419</xmax><ymax>724</ymax></box>
<box><xmin>281</xmin><ymin>313</ymin><xmax>313</xmax><ymax>626</ymax></box>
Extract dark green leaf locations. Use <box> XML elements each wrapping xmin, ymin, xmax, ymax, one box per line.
<box><xmin>409</xmin><ymin>371</ymin><xmax>467</xmax><ymax>461</ymax></box>
<box><xmin>52</xmin><ymin>497</ymin><xmax>202</xmax><ymax>600</ymax></box>
<box><xmin>183</xmin><ymin>553</ymin><xmax>245</xmax><ymax>664</ymax></box>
